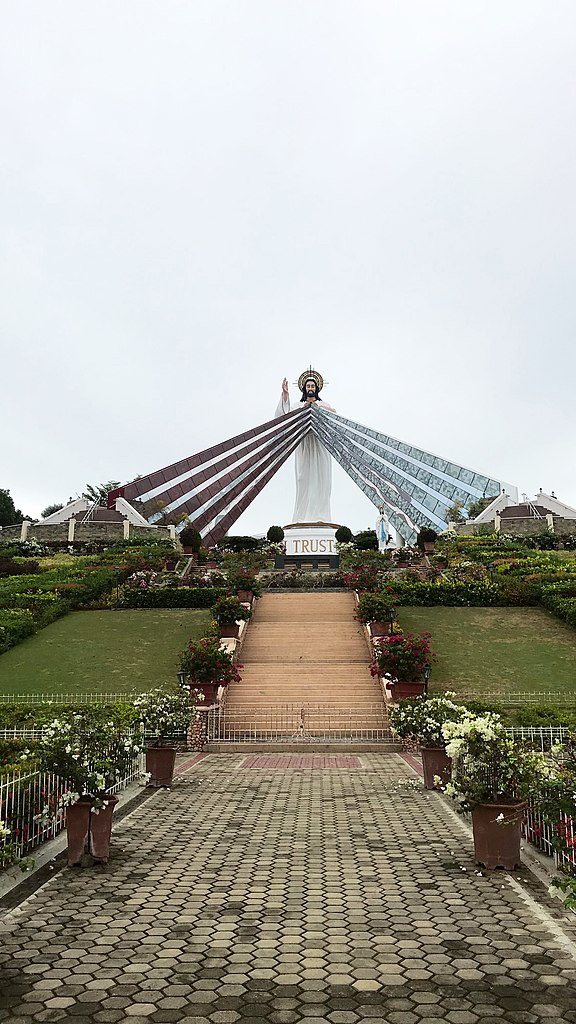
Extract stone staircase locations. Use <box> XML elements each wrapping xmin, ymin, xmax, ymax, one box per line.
<box><xmin>219</xmin><ymin>592</ymin><xmax>393</xmax><ymax>744</ymax></box>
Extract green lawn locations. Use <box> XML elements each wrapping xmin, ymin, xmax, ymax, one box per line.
<box><xmin>0</xmin><ymin>610</ymin><xmax>211</xmax><ymax>696</ymax></box>
<box><xmin>397</xmin><ymin>606</ymin><xmax>576</xmax><ymax>696</ymax></box>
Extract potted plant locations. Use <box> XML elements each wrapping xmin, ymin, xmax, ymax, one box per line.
<box><xmin>441</xmin><ymin>713</ymin><xmax>548</xmax><ymax>870</ymax></box>
<box><xmin>355</xmin><ymin>592</ymin><xmax>395</xmax><ymax>637</ymax></box>
<box><xmin>417</xmin><ymin>527</ymin><xmax>438</xmax><ymax>554</ymax></box>
<box><xmin>370</xmin><ymin>631</ymin><xmax>434</xmax><ymax>700</ymax></box>
<box><xmin>180</xmin><ymin>636</ymin><xmax>243</xmax><ymax>704</ymax></box>
<box><xmin>133</xmin><ymin>685</ymin><xmax>201</xmax><ymax>788</ymax></box>
<box><xmin>393</xmin><ymin>546</ymin><xmax>417</xmax><ymax>567</ymax></box>
<box><xmin>388</xmin><ymin>693</ymin><xmax>465</xmax><ymax>789</ymax></box>
<box><xmin>179</xmin><ymin>524</ymin><xmax>202</xmax><ymax>557</ymax></box>
<box><xmin>35</xmin><ymin>710</ymin><xmax>142</xmax><ymax>866</ymax></box>
<box><xmin>227</xmin><ymin>567</ymin><xmax>262</xmax><ymax>602</ymax></box>
<box><xmin>212</xmin><ymin>594</ymin><xmax>253</xmax><ymax>638</ymax></box>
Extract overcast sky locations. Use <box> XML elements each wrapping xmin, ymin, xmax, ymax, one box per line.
<box><xmin>2</xmin><ymin>2</ymin><xmax>575</xmax><ymax>533</ymax></box>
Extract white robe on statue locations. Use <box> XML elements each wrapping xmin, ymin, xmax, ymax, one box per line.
<box><xmin>276</xmin><ymin>395</ymin><xmax>333</xmax><ymax>524</ymax></box>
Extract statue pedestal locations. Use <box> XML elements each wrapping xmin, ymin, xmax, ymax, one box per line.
<box><xmin>275</xmin><ymin>525</ymin><xmax>339</xmax><ymax>570</ymax></box>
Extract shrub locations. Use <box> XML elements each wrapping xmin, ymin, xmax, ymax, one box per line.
<box><xmin>0</xmin><ymin>609</ymin><xmax>36</xmax><ymax>652</ymax></box>
<box><xmin>0</xmin><ymin>557</ymin><xmax>40</xmax><ymax>577</ymax></box>
<box><xmin>133</xmin><ymin>685</ymin><xmax>200</xmax><ymax>744</ymax></box>
<box><xmin>335</xmin><ymin>525</ymin><xmax>353</xmax><ymax>544</ymax></box>
<box><xmin>355</xmin><ymin>592</ymin><xmax>394</xmax><ymax>624</ymax></box>
<box><xmin>370</xmin><ymin>631</ymin><xmax>434</xmax><ymax>682</ymax></box>
<box><xmin>211</xmin><ymin>595</ymin><xmax>253</xmax><ymax>625</ymax></box>
<box><xmin>120</xmin><ymin>586</ymin><xmax>227</xmax><ymax>609</ymax></box>
<box><xmin>416</xmin><ymin>528</ymin><xmax>438</xmax><ymax>549</ymax></box>
<box><xmin>180</xmin><ymin>636</ymin><xmax>242</xmax><ymax>686</ymax></box>
<box><xmin>389</xmin><ymin>693</ymin><xmax>465</xmax><ymax>747</ymax></box>
<box><xmin>266</xmin><ymin>526</ymin><xmax>284</xmax><ymax>543</ymax></box>
<box><xmin>179</xmin><ymin>525</ymin><xmax>202</xmax><ymax>552</ymax></box>
<box><xmin>217</xmin><ymin>535</ymin><xmax>261</xmax><ymax>553</ymax></box>
<box><xmin>353</xmin><ymin>530</ymin><xmax>379</xmax><ymax>551</ymax></box>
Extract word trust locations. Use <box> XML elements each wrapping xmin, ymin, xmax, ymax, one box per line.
<box><xmin>292</xmin><ymin>539</ymin><xmax>336</xmax><ymax>553</ymax></box>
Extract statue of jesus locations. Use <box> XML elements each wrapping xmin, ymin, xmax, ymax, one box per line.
<box><xmin>276</xmin><ymin>368</ymin><xmax>335</xmax><ymax>524</ymax></box>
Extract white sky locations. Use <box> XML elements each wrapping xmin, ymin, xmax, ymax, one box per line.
<box><xmin>2</xmin><ymin>2</ymin><xmax>575</xmax><ymax>532</ymax></box>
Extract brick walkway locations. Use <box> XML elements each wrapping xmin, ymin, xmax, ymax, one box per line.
<box><xmin>1</xmin><ymin>753</ymin><xmax>576</xmax><ymax>1023</ymax></box>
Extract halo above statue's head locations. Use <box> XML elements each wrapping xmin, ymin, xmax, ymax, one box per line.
<box><xmin>298</xmin><ymin>368</ymin><xmax>324</xmax><ymax>393</ymax></box>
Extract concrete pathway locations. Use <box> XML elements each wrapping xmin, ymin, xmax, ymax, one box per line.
<box><xmin>1</xmin><ymin>753</ymin><xmax>576</xmax><ymax>1023</ymax></box>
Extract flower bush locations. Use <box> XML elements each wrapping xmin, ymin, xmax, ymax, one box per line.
<box><xmin>370</xmin><ymin>631</ymin><xmax>433</xmax><ymax>682</ymax></box>
<box><xmin>342</xmin><ymin>565</ymin><xmax>384</xmax><ymax>592</ymax></box>
<box><xmin>355</xmin><ymin>592</ymin><xmax>395</xmax><ymax>625</ymax></box>
<box><xmin>180</xmin><ymin>636</ymin><xmax>242</xmax><ymax>686</ymax></box>
<box><xmin>211</xmin><ymin>595</ymin><xmax>253</xmax><ymax>625</ymax></box>
<box><xmin>35</xmin><ymin>710</ymin><xmax>143</xmax><ymax>811</ymax></box>
<box><xmin>226</xmin><ymin>567</ymin><xmax>262</xmax><ymax>598</ymax></box>
<box><xmin>389</xmin><ymin>693</ymin><xmax>465</xmax><ymax>747</ymax></box>
<box><xmin>133</xmin><ymin>686</ymin><xmax>202</xmax><ymax>746</ymax></box>
<box><xmin>441</xmin><ymin>713</ymin><xmax>550</xmax><ymax>811</ymax></box>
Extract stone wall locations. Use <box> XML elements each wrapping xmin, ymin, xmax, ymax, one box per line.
<box><xmin>455</xmin><ymin>514</ymin><xmax>576</xmax><ymax>538</ymax></box>
<box><xmin>0</xmin><ymin>521</ymin><xmax>174</xmax><ymax>546</ymax></box>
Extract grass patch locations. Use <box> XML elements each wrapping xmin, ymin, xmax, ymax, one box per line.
<box><xmin>397</xmin><ymin>606</ymin><xmax>576</xmax><ymax>695</ymax></box>
<box><xmin>0</xmin><ymin>609</ymin><xmax>211</xmax><ymax>696</ymax></box>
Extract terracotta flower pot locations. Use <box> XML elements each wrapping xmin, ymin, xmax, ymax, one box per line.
<box><xmin>193</xmin><ymin>682</ymin><xmax>220</xmax><ymax>705</ymax></box>
<box><xmin>66</xmin><ymin>796</ymin><xmax>118</xmax><ymax>866</ymax></box>
<box><xmin>471</xmin><ymin>801</ymin><xmax>527</xmax><ymax>870</ymax></box>
<box><xmin>369</xmin><ymin>621</ymin><xmax>390</xmax><ymax>638</ymax></box>
<box><xmin>89</xmin><ymin>797</ymin><xmax>118</xmax><ymax>860</ymax></box>
<box><xmin>390</xmin><ymin>681</ymin><xmax>427</xmax><ymax>700</ymax></box>
<box><xmin>421</xmin><ymin>747</ymin><xmax>452</xmax><ymax>790</ymax></box>
<box><xmin>219</xmin><ymin>623</ymin><xmax>240</xmax><ymax>638</ymax></box>
<box><xmin>146</xmin><ymin>746</ymin><xmax>177</xmax><ymax>788</ymax></box>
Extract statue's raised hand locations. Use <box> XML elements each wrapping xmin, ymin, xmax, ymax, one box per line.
<box><xmin>281</xmin><ymin>377</ymin><xmax>289</xmax><ymax>401</ymax></box>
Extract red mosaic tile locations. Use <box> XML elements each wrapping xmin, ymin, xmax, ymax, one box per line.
<box><xmin>175</xmin><ymin>753</ymin><xmax>209</xmax><ymax>774</ymax></box>
<box><xmin>240</xmin><ymin>754</ymin><xmax>363</xmax><ymax>769</ymax></box>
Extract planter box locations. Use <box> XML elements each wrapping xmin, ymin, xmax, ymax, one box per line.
<box><xmin>146</xmin><ymin>746</ymin><xmax>177</xmax><ymax>788</ymax></box>
<box><xmin>219</xmin><ymin>623</ymin><xmax>240</xmax><ymax>638</ymax></box>
<box><xmin>389</xmin><ymin>680</ymin><xmax>427</xmax><ymax>700</ymax></box>
<box><xmin>471</xmin><ymin>801</ymin><xmax>526</xmax><ymax>870</ymax></box>
<box><xmin>369</xmin><ymin>621</ymin><xmax>390</xmax><ymax>638</ymax></box>
<box><xmin>193</xmin><ymin>682</ymin><xmax>221</xmax><ymax>705</ymax></box>
<box><xmin>421</xmin><ymin>747</ymin><xmax>452</xmax><ymax>790</ymax></box>
<box><xmin>66</xmin><ymin>796</ymin><xmax>118</xmax><ymax>866</ymax></box>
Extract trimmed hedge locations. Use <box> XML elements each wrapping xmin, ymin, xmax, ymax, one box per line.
<box><xmin>120</xmin><ymin>586</ymin><xmax>227</xmax><ymax>609</ymax></box>
<box><xmin>0</xmin><ymin>609</ymin><xmax>36</xmax><ymax>653</ymax></box>
<box><xmin>387</xmin><ymin>579</ymin><xmax>540</xmax><ymax>607</ymax></box>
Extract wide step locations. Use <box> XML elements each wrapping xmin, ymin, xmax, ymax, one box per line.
<box><xmin>220</xmin><ymin>592</ymin><xmax>390</xmax><ymax>742</ymax></box>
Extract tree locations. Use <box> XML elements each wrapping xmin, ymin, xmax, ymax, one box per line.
<box><xmin>467</xmin><ymin>496</ymin><xmax>497</xmax><ymax>520</ymax></box>
<box><xmin>41</xmin><ymin>503</ymin><xmax>64</xmax><ymax>519</ymax></box>
<box><xmin>444</xmin><ymin>500</ymin><xmax>466</xmax><ymax>524</ymax></box>
<box><xmin>354</xmin><ymin>529</ymin><xmax>379</xmax><ymax>551</ymax></box>
<box><xmin>82</xmin><ymin>481</ymin><xmax>121</xmax><ymax>507</ymax></box>
<box><xmin>335</xmin><ymin>525</ymin><xmax>353</xmax><ymax>543</ymax></box>
<box><xmin>0</xmin><ymin>489</ymin><xmax>25</xmax><ymax>527</ymax></box>
<box><xmin>267</xmin><ymin>525</ymin><xmax>284</xmax><ymax>543</ymax></box>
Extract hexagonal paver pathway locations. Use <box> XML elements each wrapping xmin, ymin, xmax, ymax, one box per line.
<box><xmin>1</xmin><ymin>752</ymin><xmax>576</xmax><ymax>1024</ymax></box>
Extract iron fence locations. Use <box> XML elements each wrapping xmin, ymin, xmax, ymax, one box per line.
<box><xmin>0</xmin><ymin>694</ymin><xmax>132</xmax><ymax>705</ymax></box>
<box><xmin>506</xmin><ymin>726</ymin><xmax>570</xmax><ymax>751</ymax></box>
<box><xmin>205</xmin><ymin>703</ymin><xmax>393</xmax><ymax>743</ymax></box>
<box><xmin>453</xmin><ymin>691</ymin><xmax>576</xmax><ymax>706</ymax></box>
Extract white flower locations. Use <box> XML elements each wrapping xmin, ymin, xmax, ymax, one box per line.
<box><xmin>495</xmin><ymin>812</ymin><xmax>505</xmax><ymax>822</ymax></box>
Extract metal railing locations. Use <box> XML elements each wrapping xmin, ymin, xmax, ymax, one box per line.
<box><xmin>452</xmin><ymin>691</ymin><xmax>576</xmax><ymax>706</ymax></box>
<box><xmin>0</xmin><ymin>694</ymin><xmax>132</xmax><ymax>705</ymax></box>
<box><xmin>524</xmin><ymin>790</ymin><xmax>576</xmax><ymax>868</ymax></box>
<box><xmin>506</xmin><ymin>726</ymin><xmax>570</xmax><ymax>750</ymax></box>
<box><xmin>205</xmin><ymin>702</ymin><xmax>393</xmax><ymax>743</ymax></box>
